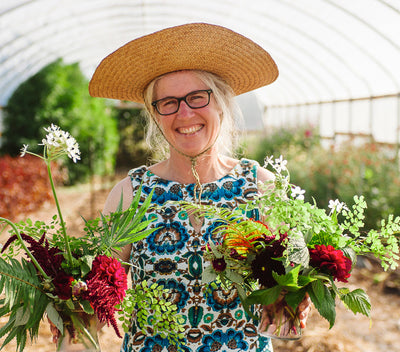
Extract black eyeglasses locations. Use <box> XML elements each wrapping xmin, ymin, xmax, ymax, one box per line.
<box><xmin>151</xmin><ymin>89</ymin><xmax>213</xmax><ymax>116</ymax></box>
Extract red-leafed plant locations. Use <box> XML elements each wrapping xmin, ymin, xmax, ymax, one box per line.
<box><xmin>0</xmin><ymin>154</ymin><xmax>65</xmax><ymax>219</ymax></box>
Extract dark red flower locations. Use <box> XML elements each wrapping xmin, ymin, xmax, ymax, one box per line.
<box><xmin>1</xmin><ymin>232</ymin><xmax>63</xmax><ymax>278</ymax></box>
<box><xmin>53</xmin><ymin>272</ymin><xmax>74</xmax><ymax>300</ymax></box>
<box><xmin>212</xmin><ymin>258</ymin><xmax>227</xmax><ymax>272</ymax></box>
<box><xmin>82</xmin><ymin>255</ymin><xmax>128</xmax><ymax>337</ymax></box>
<box><xmin>309</xmin><ymin>245</ymin><xmax>352</xmax><ymax>282</ymax></box>
<box><xmin>251</xmin><ymin>248</ymin><xmax>285</xmax><ymax>288</ymax></box>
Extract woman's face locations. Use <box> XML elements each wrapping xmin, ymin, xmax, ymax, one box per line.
<box><xmin>152</xmin><ymin>70</ymin><xmax>222</xmax><ymax>157</ymax></box>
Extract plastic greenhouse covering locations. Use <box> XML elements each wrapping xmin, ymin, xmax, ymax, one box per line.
<box><xmin>1</xmin><ymin>0</ymin><xmax>400</xmax><ymax>143</ymax></box>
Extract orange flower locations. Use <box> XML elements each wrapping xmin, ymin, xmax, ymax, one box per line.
<box><xmin>223</xmin><ymin>220</ymin><xmax>271</xmax><ymax>256</ymax></box>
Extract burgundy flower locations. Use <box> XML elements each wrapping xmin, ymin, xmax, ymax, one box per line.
<box><xmin>212</xmin><ymin>258</ymin><xmax>227</xmax><ymax>272</ymax></box>
<box><xmin>82</xmin><ymin>255</ymin><xmax>128</xmax><ymax>337</ymax></box>
<box><xmin>309</xmin><ymin>245</ymin><xmax>352</xmax><ymax>282</ymax></box>
<box><xmin>53</xmin><ymin>271</ymin><xmax>74</xmax><ymax>300</ymax></box>
<box><xmin>1</xmin><ymin>232</ymin><xmax>63</xmax><ymax>278</ymax></box>
<box><xmin>251</xmin><ymin>248</ymin><xmax>285</xmax><ymax>288</ymax></box>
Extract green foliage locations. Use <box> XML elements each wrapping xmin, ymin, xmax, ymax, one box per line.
<box><xmin>117</xmin><ymin>280</ymin><xmax>185</xmax><ymax>349</ymax></box>
<box><xmin>1</xmin><ymin>59</ymin><xmax>119</xmax><ymax>183</ymax></box>
<box><xmin>0</xmin><ymin>258</ymin><xmax>50</xmax><ymax>352</ymax></box>
<box><xmin>114</xmin><ymin>106</ymin><xmax>154</xmax><ymax>169</ymax></box>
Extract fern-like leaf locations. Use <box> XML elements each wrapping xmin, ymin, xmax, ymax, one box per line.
<box><xmin>0</xmin><ymin>257</ymin><xmax>50</xmax><ymax>352</ymax></box>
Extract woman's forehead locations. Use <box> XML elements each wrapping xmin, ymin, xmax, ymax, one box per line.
<box><xmin>154</xmin><ymin>71</ymin><xmax>208</xmax><ymax>97</ymax></box>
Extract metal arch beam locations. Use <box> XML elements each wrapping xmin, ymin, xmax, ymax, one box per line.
<box><xmin>244</xmin><ymin>1</ymin><xmax>374</xmax><ymax>97</ymax></box>
<box><xmin>321</xmin><ymin>0</ymin><xmax>400</xmax><ymax>91</ymax></box>
<box><xmin>277</xmin><ymin>0</ymin><xmax>398</xmax><ymax>92</ymax></box>
<box><xmin>249</xmin><ymin>23</ymin><xmax>352</xmax><ymax>100</ymax></box>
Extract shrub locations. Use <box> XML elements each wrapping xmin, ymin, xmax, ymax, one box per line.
<box><xmin>1</xmin><ymin>59</ymin><xmax>119</xmax><ymax>184</ymax></box>
<box><xmin>0</xmin><ymin>155</ymin><xmax>65</xmax><ymax>220</ymax></box>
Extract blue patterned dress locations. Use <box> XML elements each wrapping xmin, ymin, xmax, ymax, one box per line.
<box><xmin>121</xmin><ymin>158</ymin><xmax>273</xmax><ymax>352</ymax></box>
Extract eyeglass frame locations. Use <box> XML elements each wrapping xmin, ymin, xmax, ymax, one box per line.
<box><xmin>151</xmin><ymin>89</ymin><xmax>213</xmax><ymax>116</ymax></box>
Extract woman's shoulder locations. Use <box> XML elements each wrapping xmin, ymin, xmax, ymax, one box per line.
<box><xmin>103</xmin><ymin>176</ymin><xmax>133</xmax><ymax>214</ymax></box>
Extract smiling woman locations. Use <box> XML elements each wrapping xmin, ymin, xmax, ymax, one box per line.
<box><xmin>87</xmin><ymin>22</ymin><xmax>310</xmax><ymax>352</ymax></box>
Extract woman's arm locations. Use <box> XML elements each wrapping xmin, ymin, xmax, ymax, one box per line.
<box><xmin>256</xmin><ymin>165</ymin><xmax>275</xmax><ymax>185</ymax></box>
<box><xmin>102</xmin><ymin>176</ymin><xmax>135</xmax><ymax>265</ymax></box>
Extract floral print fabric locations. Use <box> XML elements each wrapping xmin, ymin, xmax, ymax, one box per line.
<box><xmin>121</xmin><ymin>159</ymin><xmax>273</xmax><ymax>352</ymax></box>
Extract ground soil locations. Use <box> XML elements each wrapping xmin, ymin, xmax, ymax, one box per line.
<box><xmin>1</xmin><ymin>177</ymin><xmax>399</xmax><ymax>352</ymax></box>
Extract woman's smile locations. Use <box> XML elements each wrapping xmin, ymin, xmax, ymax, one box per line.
<box><xmin>176</xmin><ymin>124</ymin><xmax>204</xmax><ymax>135</ymax></box>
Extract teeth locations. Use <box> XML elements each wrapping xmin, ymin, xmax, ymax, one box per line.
<box><xmin>178</xmin><ymin>125</ymin><xmax>202</xmax><ymax>134</ymax></box>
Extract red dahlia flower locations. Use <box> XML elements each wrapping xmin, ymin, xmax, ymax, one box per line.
<box><xmin>82</xmin><ymin>255</ymin><xmax>128</xmax><ymax>337</ymax></box>
<box><xmin>309</xmin><ymin>245</ymin><xmax>352</xmax><ymax>282</ymax></box>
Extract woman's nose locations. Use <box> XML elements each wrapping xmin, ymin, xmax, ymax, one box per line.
<box><xmin>176</xmin><ymin>100</ymin><xmax>195</xmax><ymax>117</ymax></box>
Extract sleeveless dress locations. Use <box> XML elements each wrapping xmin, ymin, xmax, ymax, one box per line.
<box><xmin>121</xmin><ymin>158</ymin><xmax>273</xmax><ymax>352</ymax></box>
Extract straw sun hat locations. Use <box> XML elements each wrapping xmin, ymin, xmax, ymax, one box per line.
<box><xmin>89</xmin><ymin>22</ymin><xmax>279</xmax><ymax>104</ymax></box>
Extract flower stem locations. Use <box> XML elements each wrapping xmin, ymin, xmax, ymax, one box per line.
<box><xmin>0</xmin><ymin>217</ymin><xmax>50</xmax><ymax>280</ymax></box>
<box><xmin>46</xmin><ymin>159</ymin><xmax>74</xmax><ymax>265</ymax></box>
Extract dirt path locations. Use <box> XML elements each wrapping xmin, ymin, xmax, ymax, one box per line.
<box><xmin>1</xmin><ymin>181</ymin><xmax>399</xmax><ymax>352</ymax></box>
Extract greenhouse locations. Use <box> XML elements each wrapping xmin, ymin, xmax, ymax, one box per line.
<box><xmin>1</xmin><ymin>0</ymin><xmax>400</xmax><ymax>142</ymax></box>
<box><xmin>1</xmin><ymin>1</ymin><xmax>400</xmax><ymax>352</ymax></box>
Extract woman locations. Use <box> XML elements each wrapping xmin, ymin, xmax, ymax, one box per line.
<box><xmin>89</xmin><ymin>23</ymin><xmax>309</xmax><ymax>352</ymax></box>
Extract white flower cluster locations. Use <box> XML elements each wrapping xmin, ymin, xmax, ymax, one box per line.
<box><xmin>291</xmin><ymin>185</ymin><xmax>305</xmax><ymax>200</ymax></box>
<box><xmin>44</xmin><ymin>124</ymin><xmax>81</xmax><ymax>162</ymax></box>
<box><xmin>328</xmin><ymin>199</ymin><xmax>349</xmax><ymax>214</ymax></box>
<box><xmin>20</xmin><ymin>124</ymin><xmax>81</xmax><ymax>163</ymax></box>
<box><xmin>264</xmin><ymin>155</ymin><xmax>306</xmax><ymax>200</ymax></box>
<box><xmin>265</xmin><ymin>155</ymin><xmax>288</xmax><ymax>173</ymax></box>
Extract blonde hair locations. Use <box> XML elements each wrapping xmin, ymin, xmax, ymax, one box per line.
<box><xmin>142</xmin><ymin>70</ymin><xmax>243</xmax><ymax>160</ymax></box>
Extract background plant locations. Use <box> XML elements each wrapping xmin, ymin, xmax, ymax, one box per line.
<box><xmin>244</xmin><ymin>126</ymin><xmax>400</xmax><ymax>230</ymax></box>
<box><xmin>1</xmin><ymin>59</ymin><xmax>119</xmax><ymax>184</ymax></box>
<box><xmin>114</xmin><ymin>105</ymin><xmax>153</xmax><ymax>171</ymax></box>
<box><xmin>0</xmin><ymin>155</ymin><xmax>65</xmax><ymax>220</ymax></box>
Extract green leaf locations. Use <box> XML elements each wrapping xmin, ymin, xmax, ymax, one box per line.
<box><xmin>288</xmin><ymin>232</ymin><xmax>310</xmax><ymax>267</ymax></box>
<box><xmin>340</xmin><ymin>288</ymin><xmax>371</xmax><ymax>317</ymax></box>
<box><xmin>308</xmin><ymin>280</ymin><xmax>336</xmax><ymax>328</ymax></box>
<box><xmin>80</xmin><ymin>300</ymin><xmax>95</xmax><ymax>315</ymax></box>
<box><xmin>285</xmin><ymin>288</ymin><xmax>307</xmax><ymax>310</ymax></box>
<box><xmin>45</xmin><ymin>302</ymin><xmax>63</xmax><ymax>335</ymax></box>
<box><xmin>245</xmin><ymin>285</ymin><xmax>282</xmax><ymax>306</ymax></box>
<box><xmin>202</xmin><ymin>265</ymin><xmax>218</xmax><ymax>284</ymax></box>
<box><xmin>14</xmin><ymin>307</ymin><xmax>30</xmax><ymax>327</ymax></box>
<box><xmin>273</xmin><ymin>265</ymin><xmax>301</xmax><ymax>290</ymax></box>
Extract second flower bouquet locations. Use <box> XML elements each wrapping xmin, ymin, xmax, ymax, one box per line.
<box><xmin>191</xmin><ymin>156</ymin><xmax>400</xmax><ymax>340</ymax></box>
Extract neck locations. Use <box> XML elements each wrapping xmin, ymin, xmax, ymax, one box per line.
<box><xmin>151</xmin><ymin>148</ymin><xmax>236</xmax><ymax>184</ymax></box>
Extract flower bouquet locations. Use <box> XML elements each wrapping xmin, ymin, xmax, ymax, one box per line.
<box><xmin>194</xmin><ymin>156</ymin><xmax>400</xmax><ymax>340</ymax></box>
<box><xmin>0</xmin><ymin>125</ymin><xmax>183</xmax><ymax>351</ymax></box>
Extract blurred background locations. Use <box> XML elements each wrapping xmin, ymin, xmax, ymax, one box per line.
<box><xmin>1</xmin><ymin>1</ymin><xmax>400</xmax><ymax>351</ymax></box>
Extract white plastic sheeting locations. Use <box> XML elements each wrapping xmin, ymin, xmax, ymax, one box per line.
<box><xmin>1</xmin><ymin>0</ymin><xmax>400</xmax><ymax>139</ymax></box>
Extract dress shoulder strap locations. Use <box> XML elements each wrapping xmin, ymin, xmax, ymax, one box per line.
<box><xmin>237</xmin><ymin>158</ymin><xmax>259</xmax><ymax>183</ymax></box>
<box><xmin>128</xmin><ymin>165</ymin><xmax>147</xmax><ymax>191</ymax></box>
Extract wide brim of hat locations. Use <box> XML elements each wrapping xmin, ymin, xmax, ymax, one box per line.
<box><xmin>89</xmin><ymin>23</ymin><xmax>279</xmax><ymax>104</ymax></box>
